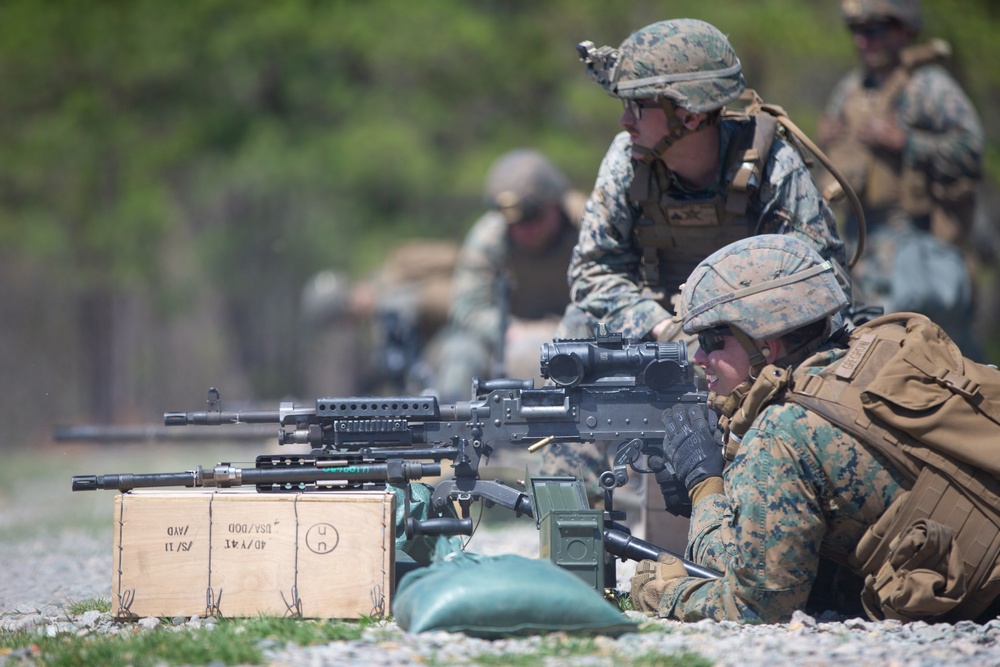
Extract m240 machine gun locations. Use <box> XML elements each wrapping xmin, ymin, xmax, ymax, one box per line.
<box><xmin>72</xmin><ymin>334</ymin><xmax>720</xmax><ymax>587</ymax></box>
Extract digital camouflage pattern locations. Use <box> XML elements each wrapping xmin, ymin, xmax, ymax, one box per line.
<box><xmin>549</xmin><ymin>18</ymin><xmax>845</xmax><ymax>502</ymax></box>
<box><xmin>680</xmin><ymin>235</ymin><xmax>849</xmax><ymax>339</ymax></box>
<box><xmin>841</xmin><ymin>0</ymin><xmax>923</xmax><ymax>32</ymax></box>
<box><xmin>563</xmin><ymin>124</ymin><xmax>847</xmax><ymax>341</ymax></box>
<box><xmin>537</xmin><ymin>438</ymin><xmax>611</xmax><ymax>506</ymax></box>
<box><xmin>432</xmin><ymin>208</ymin><xmax>578</xmax><ymax>400</ymax></box>
<box><xmin>611</xmin><ymin>19</ymin><xmax>746</xmax><ymax>113</ymax></box>
<box><xmin>655</xmin><ymin>352</ymin><xmax>910</xmax><ymax>623</ymax></box>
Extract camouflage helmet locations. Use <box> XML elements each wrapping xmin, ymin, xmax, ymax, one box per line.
<box><xmin>841</xmin><ymin>0</ymin><xmax>923</xmax><ymax>33</ymax></box>
<box><xmin>484</xmin><ymin>149</ymin><xmax>569</xmax><ymax>225</ymax></box>
<box><xmin>681</xmin><ymin>235</ymin><xmax>849</xmax><ymax>340</ymax></box>
<box><xmin>611</xmin><ymin>19</ymin><xmax>746</xmax><ymax>114</ymax></box>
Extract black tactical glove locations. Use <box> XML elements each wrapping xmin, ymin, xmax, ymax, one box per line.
<box><xmin>646</xmin><ymin>455</ymin><xmax>692</xmax><ymax>518</ymax></box>
<box><xmin>662</xmin><ymin>405</ymin><xmax>725</xmax><ymax>491</ymax></box>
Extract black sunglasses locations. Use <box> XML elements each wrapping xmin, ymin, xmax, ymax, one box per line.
<box><xmin>697</xmin><ymin>326</ymin><xmax>733</xmax><ymax>354</ymax></box>
<box><xmin>849</xmin><ymin>21</ymin><xmax>893</xmax><ymax>39</ymax></box>
<box><xmin>622</xmin><ymin>98</ymin><xmax>662</xmax><ymax>120</ymax></box>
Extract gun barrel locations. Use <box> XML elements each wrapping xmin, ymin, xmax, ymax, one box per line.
<box><xmin>242</xmin><ymin>461</ymin><xmax>441</xmax><ymax>487</ymax></box>
<box><xmin>603</xmin><ymin>527</ymin><xmax>720</xmax><ymax>579</ymax></box>
<box><xmin>71</xmin><ymin>461</ymin><xmax>441</xmax><ymax>493</ymax></box>
<box><xmin>164</xmin><ymin>410</ymin><xmax>282</xmax><ymax>426</ymax></box>
<box><xmin>72</xmin><ymin>471</ymin><xmax>201</xmax><ymax>492</ymax></box>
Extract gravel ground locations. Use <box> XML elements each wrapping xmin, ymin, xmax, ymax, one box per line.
<box><xmin>2</xmin><ymin>444</ymin><xmax>1000</xmax><ymax>666</ymax></box>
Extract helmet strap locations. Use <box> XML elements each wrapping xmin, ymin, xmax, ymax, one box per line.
<box><xmin>731</xmin><ymin>327</ymin><xmax>769</xmax><ymax>378</ymax></box>
<box><xmin>633</xmin><ymin>99</ymin><xmax>715</xmax><ymax>165</ymax></box>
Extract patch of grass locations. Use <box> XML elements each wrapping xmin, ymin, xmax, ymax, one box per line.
<box><xmin>65</xmin><ymin>597</ymin><xmax>112</xmax><ymax>615</ymax></box>
<box><xmin>0</xmin><ymin>616</ymin><xmax>373</xmax><ymax>667</ymax></box>
<box><xmin>235</xmin><ymin>614</ymin><xmax>371</xmax><ymax>645</ymax></box>
<box><xmin>631</xmin><ymin>651</ymin><xmax>714</xmax><ymax>667</ymax></box>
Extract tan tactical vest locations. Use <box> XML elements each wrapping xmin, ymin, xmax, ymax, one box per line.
<box><xmin>822</xmin><ymin>40</ymin><xmax>977</xmax><ymax>245</ymax></box>
<box><xmin>725</xmin><ymin>313</ymin><xmax>1000</xmax><ymax>622</ymax></box>
<box><xmin>505</xmin><ymin>213</ymin><xmax>578</xmax><ymax>322</ymax></box>
<box><xmin>630</xmin><ymin>111</ymin><xmax>780</xmax><ymax>299</ymax></box>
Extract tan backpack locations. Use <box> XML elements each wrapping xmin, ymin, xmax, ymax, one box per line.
<box><xmin>784</xmin><ymin>313</ymin><xmax>1000</xmax><ymax>622</ymax></box>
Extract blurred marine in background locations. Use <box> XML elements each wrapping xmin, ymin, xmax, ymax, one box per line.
<box><xmin>300</xmin><ymin>239</ymin><xmax>459</xmax><ymax>396</ymax></box>
<box><xmin>427</xmin><ymin>149</ymin><xmax>585</xmax><ymax>402</ymax></box>
<box><xmin>818</xmin><ymin>0</ymin><xmax>986</xmax><ymax>359</ymax></box>
<box><xmin>300</xmin><ymin>149</ymin><xmax>584</xmax><ymax>401</ymax></box>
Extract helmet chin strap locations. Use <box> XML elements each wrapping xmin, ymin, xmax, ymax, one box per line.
<box><xmin>713</xmin><ymin>329</ymin><xmax>780</xmax><ymax>462</ymax></box>
<box><xmin>631</xmin><ymin>99</ymin><xmax>716</xmax><ymax>165</ymax></box>
<box><xmin>731</xmin><ymin>327</ymin><xmax>770</xmax><ymax>378</ymax></box>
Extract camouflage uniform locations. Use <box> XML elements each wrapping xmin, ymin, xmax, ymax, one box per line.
<box><xmin>820</xmin><ymin>0</ymin><xmax>985</xmax><ymax>357</ymax></box>
<box><xmin>561</xmin><ymin>127</ymin><xmax>847</xmax><ymax>340</ymax></box>
<box><xmin>658</xmin><ymin>352</ymin><xmax>908</xmax><ymax>622</ymax></box>
<box><xmin>642</xmin><ymin>235</ymin><xmax>911</xmax><ymax>623</ymax></box>
<box><xmin>430</xmin><ymin>150</ymin><xmax>581</xmax><ymax>402</ymax></box>
<box><xmin>543</xmin><ymin>20</ymin><xmax>847</xmax><ymax>510</ymax></box>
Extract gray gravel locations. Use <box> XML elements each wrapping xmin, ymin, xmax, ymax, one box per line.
<box><xmin>2</xmin><ymin>447</ymin><xmax>1000</xmax><ymax>666</ymax></box>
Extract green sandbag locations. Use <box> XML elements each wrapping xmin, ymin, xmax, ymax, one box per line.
<box><xmin>392</xmin><ymin>541</ymin><xmax>638</xmax><ymax>638</ymax></box>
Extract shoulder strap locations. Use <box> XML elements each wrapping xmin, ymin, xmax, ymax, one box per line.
<box><xmin>876</xmin><ymin>39</ymin><xmax>951</xmax><ymax>115</ymax></box>
<box><xmin>724</xmin><ymin>89</ymin><xmax>866</xmax><ymax>268</ymax></box>
<box><xmin>722</xmin><ymin>113</ymin><xmax>779</xmax><ymax>224</ymax></box>
<box><xmin>787</xmin><ymin>317</ymin><xmax>923</xmax><ymax>481</ymax></box>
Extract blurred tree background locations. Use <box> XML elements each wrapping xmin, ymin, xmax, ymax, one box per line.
<box><xmin>1</xmin><ymin>0</ymin><xmax>998</xmax><ymax>446</ymax></box>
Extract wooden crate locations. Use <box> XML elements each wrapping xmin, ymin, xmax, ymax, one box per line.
<box><xmin>112</xmin><ymin>489</ymin><xmax>395</xmax><ymax>619</ymax></box>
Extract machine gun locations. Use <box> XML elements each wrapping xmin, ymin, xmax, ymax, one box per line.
<box><xmin>72</xmin><ymin>333</ymin><xmax>720</xmax><ymax>585</ymax></box>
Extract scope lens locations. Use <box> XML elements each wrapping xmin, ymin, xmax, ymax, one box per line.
<box><xmin>545</xmin><ymin>353</ymin><xmax>585</xmax><ymax>388</ymax></box>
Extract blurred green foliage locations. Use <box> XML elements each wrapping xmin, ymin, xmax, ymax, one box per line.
<box><xmin>0</xmin><ymin>0</ymin><xmax>997</xmax><ymax>402</ymax></box>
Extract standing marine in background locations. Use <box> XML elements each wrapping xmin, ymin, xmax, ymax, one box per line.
<box><xmin>428</xmin><ymin>149</ymin><xmax>585</xmax><ymax>402</ymax></box>
<box><xmin>540</xmin><ymin>18</ymin><xmax>850</xmax><ymax>518</ymax></box>
<box><xmin>818</xmin><ymin>0</ymin><xmax>985</xmax><ymax>358</ymax></box>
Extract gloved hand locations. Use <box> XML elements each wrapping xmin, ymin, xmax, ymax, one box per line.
<box><xmin>649</xmin><ymin>458</ymin><xmax>692</xmax><ymax>518</ymax></box>
<box><xmin>630</xmin><ymin>552</ymin><xmax>688</xmax><ymax>614</ymax></box>
<box><xmin>662</xmin><ymin>405</ymin><xmax>725</xmax><ymax>491</ymax></box>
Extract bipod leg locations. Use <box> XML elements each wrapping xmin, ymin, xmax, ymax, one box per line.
<box><xmin>603</xmin><ymin>487</ymin><xmax>617</xmax><ymax>592</ymax></box>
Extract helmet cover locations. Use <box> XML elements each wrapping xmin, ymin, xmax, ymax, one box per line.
<box><xmin>841</xmin><ymin>0</ymin><xmax>923</xmax><ymax>32</ymax></box>
<box><xmin>611</xmin><ymin>18</ymin><xmax>746</xmax><ymax>113</ymax></box>
<box><xmin>681</xmin><ymin>235</ymin><xmax>849</xmax><ymax>339</ymax></box>
<box><xmin>484</xmin><ymin>149</ymin><xmax>569</xmax><ymax>224</ymax></box>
